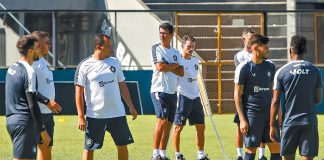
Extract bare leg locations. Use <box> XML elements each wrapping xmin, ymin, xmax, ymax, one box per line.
<box><xmin>117</xmin><ymin>145</ymin><xmax>128</xmax><ymax>160</ymax></box>
<box><xmin>83</xmin><ymin>149</ymin><xmax>94</xmax><ymax>160</ymax></box>
<box><xmin>172</xmin><ymin>125</ymin><xmax>184</xmax><ymax>152</ymax></box>
<box><xmin>37</xmin><ymin>145</ymin><xmax>52</xmax><ymax>160</ymax></box>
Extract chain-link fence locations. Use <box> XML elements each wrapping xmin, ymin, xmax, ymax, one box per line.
<box><xmin>1</xmin><ymin>10</ymin><xmax>324</xmax><ymax>113</ymax></box>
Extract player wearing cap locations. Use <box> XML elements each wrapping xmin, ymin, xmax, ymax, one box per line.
<box><xmin>5</xmin><ymin>35</ymin><xmax>51</xmax><ymax>160</ymax></box>
<box><xmin>75</xmin><ymin>31</ymin><xmax>137</xmax><ymax>160</ymax></box>
<box><xmin>270</xmin><ymin>35</ymin><xmax>322</xmax><ymax>160</ymax></box>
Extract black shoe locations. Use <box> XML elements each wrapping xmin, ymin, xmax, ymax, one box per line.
<box><xmin>176</xmin><ymin>154</ymin><xmax>186</xmax><ymax>160</ymax></box>
<box><xmin>259</xmin><ymin>156</ymin><xmax>267</xmax><ymax>160</ymax></box>
<box><xmin>197</xmin><ymin>154</ymin><xmax>209</xmax><ymax>160</ymax></box>
<box><xmin>237</xmin><ymin>156</ymin><xmax>243</xmax><ymax>160</ymax></box>
<box><xmin>151</xmin><ymin>155</ymin><xmax>161</xmax><ymax>160</ymax></box>
<box><xmin>160</xmin><ymin>157</ymin><xmax>170</xmax><ymax>160</ymax></box>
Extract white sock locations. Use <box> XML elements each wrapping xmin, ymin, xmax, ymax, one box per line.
<box><xmin>160</xmin><ymin>150</ymin><xmax>166</xmax><ymax>157</ymax></box>
<box><xmin>237</xmin><ymin>148</ymin><xmax>243</xmax><ymax>157</ymax></box>
<box><xmin>175</xmin><ymin>152</ymin><xmax>181</xmax><ymax>157</ymax></box>
<box><xmin>259</xmin><ymin>147</ymin><xmax>265</xmax><ymax>158</ymax></box>
<box><xmin>198</xmin><ymin>150</ymin><xmax>205</xmax><ymax>159</ymax></box>
<box><xmin>153</xmin><ymin>149</ymin><xmax>160</xmax><ymax>158</ymax></box>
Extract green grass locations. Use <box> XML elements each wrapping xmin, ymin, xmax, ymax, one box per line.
<box><xmin>0</xmin><ymin>115</ymin><xmax>324</xmax><ymax>160</ymax></box>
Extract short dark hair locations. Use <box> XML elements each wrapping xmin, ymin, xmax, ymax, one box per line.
<box><xmin>16</xmin><ymin>35</ymin><xmax>38</xmax><ymax>56</ymax></box>
<box><xmin>242</xmin><ymin>27</ymin><xmax>255</xmax><ymax>37</ymax></box>
<box><xmin>31</xmin><ymin>31</ymin><xmax>49</xmax><ymax>40</ymax></box>
<box><xmin>182</xmin><ymin>35</ymin><xmax>195</xmax><ymax>44</ymax></box>
<box><xmin>159</xmin><ymin>22</ymin><xmax>174</xmax><ymax>34</ymax></box>
<box><xmin>290</xmin><ymin>35</ymin><xmax>307</xmax><ymax>55</ymax></box>
<box><xmin>93</xmin><ymin>33</ymin><xmax>105</xmax><ymax>49</ymax></box>
<box><xmin>248</xmin><ymin>34</ymin><xmax>269</xmax><ymax>46</ymax></box>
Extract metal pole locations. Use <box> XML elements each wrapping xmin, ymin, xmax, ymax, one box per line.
<box><xmin>52</xmin><ymin>12</ymin><xmax>56</xmax><ymax>67</ymax></box>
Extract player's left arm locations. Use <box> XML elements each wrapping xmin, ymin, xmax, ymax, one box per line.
<box><xmin>36</xmin><ymin>92</ymin><xmax>62</xmax><ymax>113</ymax></box>
<box><xmin>119</xmin><ymin>81</ymin><xmax>138</xmax><ymax>120</ymax></box>
<box><xmin>315</xmin><ymin>70</ymin><xmax>323</xmax><ymax>104</ymax></box>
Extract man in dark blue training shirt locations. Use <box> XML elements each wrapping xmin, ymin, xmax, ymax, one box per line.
<box><xmin>270</xmin><ymin>35</ymin><xmax>322</xmax><ymax>160</ymax></box>
<box><xmin>5</xmin><ymin>35</ymin><xmax>51</xmax><ymax>160</ymax></box>
<box><xmin>234</xmin><ymin>34</ymin><xmax>281</xmax><ymax>160</ymax></box>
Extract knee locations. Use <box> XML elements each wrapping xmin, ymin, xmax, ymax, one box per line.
<box><xmin>196</xmin><ymin>124</ymin><xmax>205</xmax><ymax>133</ymax></box>
<box><xmin>174</xmin><ymin>125</ymin><xmax>183</xmax><ymax>133</ymax></box>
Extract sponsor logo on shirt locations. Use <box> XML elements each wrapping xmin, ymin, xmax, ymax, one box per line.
<box><xmin>254</xmin><ymin>86</ymin><xmax>269</xmax><ymax>92</ymax></box>
<box><xmin>99</xmin><ymin>80</ymin><xmax>115</xmax><ymax>87</ymax></box>
<box><xmin>290</xmin><ymin>69</ymin><xmax>310</xmax><ymax>75</ymax></box>
<box><xmin>194</xmin><ymin>64</ymin><xmax>198</xmax><ymax>70</ymax></box>
<box><xmin>188</xmin><ymin>78</ymin><xmax>197</xmax><ymax>83</ymax></box>
<box><xmin>267</xmin><ymin>72</ymin><xmax>271</xmax><ymax>77</ymax></box>
<box><xmin>109</xmin><ymin>66</ymin><xmax>116</xmax><ymax>73</ymax></box>
<box><xmin>46</xmin><ymin>78</ymin><xmax>54</xmax><ymax>84</ymax></box>
<box><xmin>173</xmin><ymin>55</ymin><xmax>177</xmax><ymax>61</ymax></box>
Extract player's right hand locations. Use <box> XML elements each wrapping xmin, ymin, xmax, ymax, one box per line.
<box><xmin>78</xmin><ymin>116</ymin><xmax>86</xmax><ymax>131</ymax></box>
<box><xmin>40</xmin><ymin>130</ymin><xmax>51</xmax><ymax>146</ymax></box>
<box><xmin>47</xmin><ymin>100</ymin><xmax>62</xmax><ymax>114</ymax></box>
<box><xmin>240</xmin><ymin>119</ymin><xmax>249</xmax><ymax>135</ymax></box>
<box><xmin>129</xmin><ymin>106</ymin><xmax>138</xmax><ymax>120</ymax></box>
<box><xmin>269</xmin><ymin>126</ymin><xmax>279</xmax><ymax>143</ymax></box>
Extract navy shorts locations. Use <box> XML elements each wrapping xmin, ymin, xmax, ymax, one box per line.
<box><xmin>151</xmin><ymin>92</ymin><xmax>177</xmax><ymax>122</ymax></box>
<box><xmin>7</xmin><ymin>124</ymin><xmax>38</xmax><ymax>159</ymax></box>
<box><xmin>244</xmin><ymin>116</ymin><xmax>280</xmax><ymax>148</ymax></box>
<box><xmin>174</xmin><ymin>95</ymin><xmax>205</xmax><ymax>125</ymax></box>
<box><xmin>84</xmin><ymin>116</ymin><xmax>134</xmax><ymax>150</ymax></box>
<box><xmin>40</xmin><ymin>113</ymin><xmax>55</xmax><ymax>146</ymax></box>
<box><xmin>281</xmin><ymin>124</ymin><xmax>318</xmax><ymax>157</ymax></box>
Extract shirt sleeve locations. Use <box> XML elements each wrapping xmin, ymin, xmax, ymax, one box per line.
<box><xmin>273</xmin><ymin>69</ymin><xmax>283</xmax><ymax>91</ymax></box>
<box><xmin>234</xmin><ymin>63</ymin><xmax>247</xmax><ymax>85</ymax></box>
<box><xmin>315</xmin><ymin>68</ymin><xmax>323</xmax><ymax>88</ymax></box>
<box><xmin>74</xmin><ymin>62</ymin><xmax>86</xmax><ymax>87</ymax></box>
<box><xmin>117</xmin><ymin>59</ymin><xmax>126</xmax><ymax>82</ymax></box>
<box><xmin>24</xmin><ymin>66</ymin><xmax>37</xmax><ymax>93</ymax></box>
<box><xmin>151</xmin><ymin>44</ymin><xmax>164</xmax><ymax>64</ymax></box>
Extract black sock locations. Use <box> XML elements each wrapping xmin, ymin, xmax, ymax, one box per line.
<box><xmin>244</xmin><ymin>152</ymin><xmax>256</xmax><ymax>160</ymax></box>
<box><xmin>270</xmin><ymin>153</ymin><xmax>282</xmax><ymax>160</ymax></box>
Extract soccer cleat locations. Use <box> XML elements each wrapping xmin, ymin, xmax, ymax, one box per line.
<box><xmin>161</xmin><ymin>157</ymin><xmax>170</xmax><ymax>160</ymax></box>
<box><xmin>176</xmin><ymin>154</ymin><xmax>186</xmax><ymax>160</ymax></box>
<box><xmin>259</xmin><ymin>156</ymin><xmax>268</xmax><ymax>160</ymax></box>
<box><xmin>151</xmin><ymin>155</ymin><xmax>162</xmax><ymax>160</ymax></box>
<box><xmin>197</xmin><ymin>154</ymin><xmax>209</xmax><ymax>160</ymax></box>
<box><xmin>237</xmin><ymin>156</ymin><xmax>243</xmax><ymax>160</ymax></box>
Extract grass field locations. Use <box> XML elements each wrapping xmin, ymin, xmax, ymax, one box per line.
<box><xmin>0</xmin><ymin>115</ymin><xmax>323</xmax><ymax>160</ymax></box>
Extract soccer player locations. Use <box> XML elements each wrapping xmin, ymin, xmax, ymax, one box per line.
<box><xmin>233</xmin><ymin>28</ymin><xmax>267</xmax><ymax>160</ymax></box>
<box><xmin>270</xmin><ymin>35</ymin><xmax>322</xmax><ymax>160</ymax></box>
<box><xmin>74</xmin><ymin>32</ymin><xmax>137</xmax><ymax>160</ymax></box>
<box><xmin>150</xmin><ymin>22</ymin><xmax>184</xmax><ymax>160</ymax></box>
<box><xmin>5</xmin><ymin>35</ymin><xmax>51</xmax><ymax>160</ymax></box>
<box><xmin>172</xmin><ymin>35</ymin><xmax>209</xmax><ymax>160</ymax></box>
<box><xmin>234</xmin><ymin>34</ymin><xmax>281</xmax><ymax>160</ymax></box>
<box><xmin>32</xmin><ymin>31</ymin><xmax>62</xmax><ymax>160</ymax></box>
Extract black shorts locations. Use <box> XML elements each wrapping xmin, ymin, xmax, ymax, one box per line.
<box><xmin>151</xmin><ymin>92</ymin><xmax>177</xmax><ymax>122</ymax></box>
<box><xmin>40</xmin><ymin>113</ymin><xmax>55</xmax><ymax>146</ymax></box>
<box><xmin>281</xmin><ymin>124</ymin><xmax>318</xmax><ymax>157</ymax></box>
<box><xmin>174</xmin><ymin>95</ymin><xmax>205</xmax><ymax>126</ymax></box>
<box><xmin>233</xmin><ymin>113</ymin><xmax>240</xmax><ymax>124</ymax></box>
<box><xmin>244</xmin><ymin>116</ymin><xmax>280</xmax><ymax>148</ymax></box>
<box><xmin>84</xmin><ymin>116</ymin><xmax>134</xmax><ymax>150</ymax></box>
<box><xmin>7</xmin><ymin>124</ymin><xmax>38</xmax><ymax>159</ymax></box>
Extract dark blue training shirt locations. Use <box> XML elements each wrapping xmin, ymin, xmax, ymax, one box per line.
<box><xmin>5</xmin><ymin>60</ymin><xmax>37</xmax><ymax>125</ymax></box>
<box><xmin>273</xmin><ymin>60</ymin><xmax>323</xmax><ymax>126</ymax></box>
<box><xmin>234</xmin><ymin>60</ymin><xmax>276</xmax><ymax>117</ymax></box>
